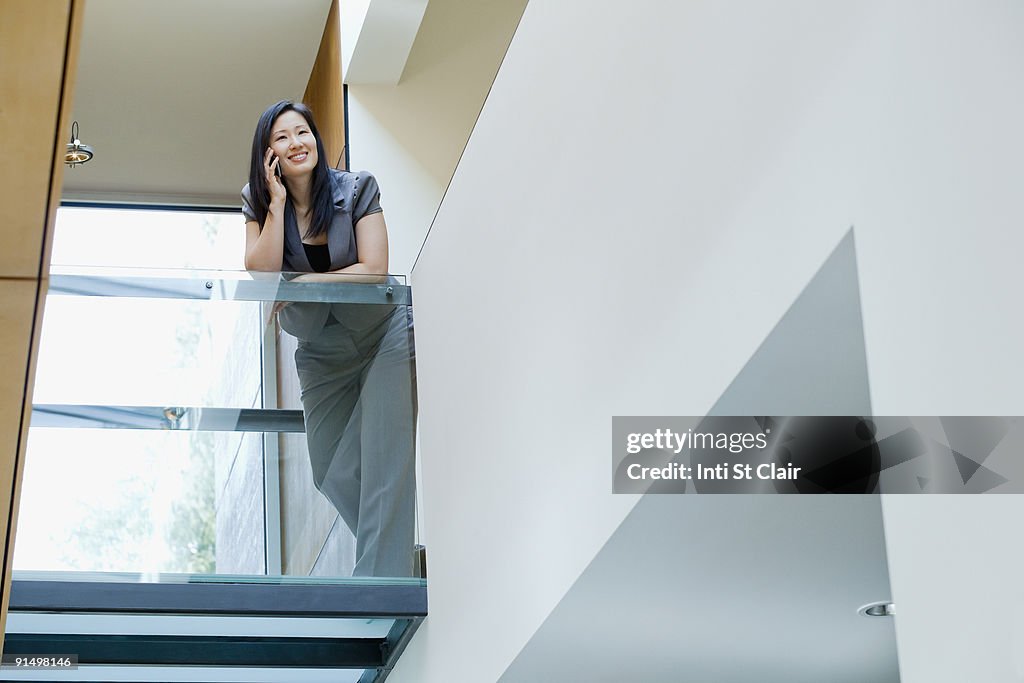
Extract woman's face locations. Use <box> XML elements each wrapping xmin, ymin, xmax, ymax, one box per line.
<box><xmin>268</xmin><ymin>110</ymin><xmax>319</xmax><ymax>178</ymax></box>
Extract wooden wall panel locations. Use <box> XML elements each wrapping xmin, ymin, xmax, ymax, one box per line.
<box><xmin>0</xmin><ymin>0</ymin><xmax>76</xmax><ymax>279</ymax></box>
<box><xmin>0</xmin><ymin>281</ymin><xmax>44</xmax><ymax>606</ymax></box>
<box><xmin>303</xmin><ymin>0</ymin><xmax>346</xmax><ymax>169</ymax></box>
<box><xmin>0</xmin><ymin>281</ymin><xmax>40</xmax><ymax>516</ymax></box>
<box><xmin>0</xmin><ymin>0</ymin><xmax>84</xmax><ymax>653</ymax></box>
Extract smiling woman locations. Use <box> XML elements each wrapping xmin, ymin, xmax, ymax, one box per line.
<box><xmin>243</xmin><ymin>100</ymin><xmax>388</xmax><ymax>276</ymax></box>
<box><xmin>241</xmin><ymin>100</ymin><xmax>416</xmax><ymax>578</ymax></box>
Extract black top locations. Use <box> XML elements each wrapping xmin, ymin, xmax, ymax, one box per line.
<box><xmin>302</xmin><ymin>242</ymin><xmax>331</xmax><ymax>273</ymax></box>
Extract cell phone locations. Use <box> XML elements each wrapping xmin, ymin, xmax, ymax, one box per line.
<box><xmin>273</xmin><ymin>156</ymin><xmax>282</xmax><ymax>178</ymax></box>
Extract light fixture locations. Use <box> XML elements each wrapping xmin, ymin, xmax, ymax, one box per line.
<box><xmin>858</xmin><ymin>601</ymin><xmax>895</xmax><ymax>617</ymax></box>
<box><xmin>64</xmin><ymin>121</ymin><xmax>94</xmax><ymax>166</ymax></box>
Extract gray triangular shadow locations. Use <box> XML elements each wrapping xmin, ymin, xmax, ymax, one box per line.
<box><xmin>940</xmin><ymin>417</ymin><xmax>1010</xmax><ymax>467</ymax></box>
<box><xmin>706</xmin><ymin>228</ymin><xmax>871</xmax><ymax>416</ymax></box>
<box><xmin>917</xmin><ymin>476</ymin><xmax>929</xmax><ymax>490</ymax></box>
<box><xmin>498</xmin><ymin>229</ymin><xmax>893</xmax><ymax>682</ymax></box>
<box><xmin>962</xmin><ymin>463</ymin><xmax>1010</xmax><ymax>493</ymax></box>
<box><xmin>951</xmin><ymin>449</ymin><xmax>983</xmax><ymax>484</ymax></box>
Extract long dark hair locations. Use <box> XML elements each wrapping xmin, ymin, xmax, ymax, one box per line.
<box><xmin>247</xmin><ymin>100</ymin><xmax>334</xmax><ymax>240</ymax></box>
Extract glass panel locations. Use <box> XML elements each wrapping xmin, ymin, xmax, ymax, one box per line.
<box><xmin>17</xmin><ymin>429</ymin><xmax>223</xmax><ymax>574</ymax></box>
<box><xmin>50</xmin><ymin>207</ymin><xmax>245</xmax><ymax>270</ymax></box>
<box><xmin>33</xmin><ymin>295</ymin><xmax>261</xmax><ymax>407</ymax></box>
<box><xmin>19</xmin><ymin>268</ymin><xmax>419</xmax><ymax>581</ymax></box>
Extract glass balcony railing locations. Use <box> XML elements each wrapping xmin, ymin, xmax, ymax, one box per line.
<box><xmin>8</xmin><ymin>266</ymin><xmax>424</xmax><ymax>681</ymax></box>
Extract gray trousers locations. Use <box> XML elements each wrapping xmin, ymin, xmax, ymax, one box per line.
<box><xmin>294</xmin><ymin>304</ymin><xmax>416</xmax><ymax>577</ymax></box>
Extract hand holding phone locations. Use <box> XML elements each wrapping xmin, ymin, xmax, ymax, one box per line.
<box><xmin>265</xmin><ymin>147</ymin><xmax>287</xmax><ymax>204</ymax></box>
<box><xmin>265</xmin><ymin>147</ymin><xmax>283</xmax><ymax>179</ymax></box>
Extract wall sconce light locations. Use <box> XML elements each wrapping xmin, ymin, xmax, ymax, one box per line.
<box><xmin>858</xmin><ymin>601</ymin><xmax>895</xmax><ymax>617</ymax></box>
<box><xmin>64</xmin><ymin>121</ymin><xmax>94</xmax><ymax>167</ymax></box>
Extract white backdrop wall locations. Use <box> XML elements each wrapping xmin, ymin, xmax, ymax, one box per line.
<box><xmin>345</xmin><ymin>0</ymin><xmax>528</xmax><ymax>275</ymax></box>
<box><xmin>396</xmin><ymin>1</ymin><xmax>1024</xmax><ymax>681</ymax></box>
<box><xmin>882</xmin><ymin>495</ymin><xmax>1024</xmax><ymax>682</ymax></box>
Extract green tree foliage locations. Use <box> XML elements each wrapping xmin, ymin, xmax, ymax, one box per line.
<box><xmin>59</xmin><ymin>472</ymin><xmax>155</xmax><ymax>571</ymax></box>
<box><xmin>165</xmin><ymin>431</ymin><xmax>216</xmax><ymax>573</ymax></box>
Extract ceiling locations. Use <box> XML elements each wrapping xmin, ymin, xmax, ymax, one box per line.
<box><xmin>61</xmin><ymin>0</ymin><xmax>332</xmax><ymax>207</ymax></box>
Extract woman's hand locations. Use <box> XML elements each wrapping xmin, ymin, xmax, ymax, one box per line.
<box><xmin>265</xmin><ymin>147</ymin><xmax>287</xmax><ymax>206</ymax></box>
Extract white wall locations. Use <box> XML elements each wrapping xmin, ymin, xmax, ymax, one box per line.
<box><xmin>345</xmin><ymin>0</ymin><xmax>527</xmax><ymax>275</ymax></box>
<box><xmin>882</xmin><ymin>496</ymin><xmax>1024</xmax><ymax>682</ymax></box>
<box><xmin>340</xmin><ymin>0</ymin><xmax>372</xmax><ymax>75</ymax></box>
<box><xmin>395</xmin><ymin>1</ymin><xmax>1024</xmax><ymax>681</ymax></box>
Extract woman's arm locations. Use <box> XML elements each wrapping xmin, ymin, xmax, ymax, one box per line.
<box><xmin>335</xmin><ymin>211</ymin><xmax>388</xmax><ymax>275</ymax></box>
<box><xmin>244</xmin><ymin>151</ymin><xmax>288</xmax><ymax>271</ymax></box>
<box><xmin>244</xmin><ymin>208</ymin><xmax>285</xmax><ymax>271</ymax></box>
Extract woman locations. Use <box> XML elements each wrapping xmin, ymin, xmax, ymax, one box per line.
<box><xmin>241</xmin><ymin>100</ymin><xmax>416</xmax><ymax>577</ymax></box>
